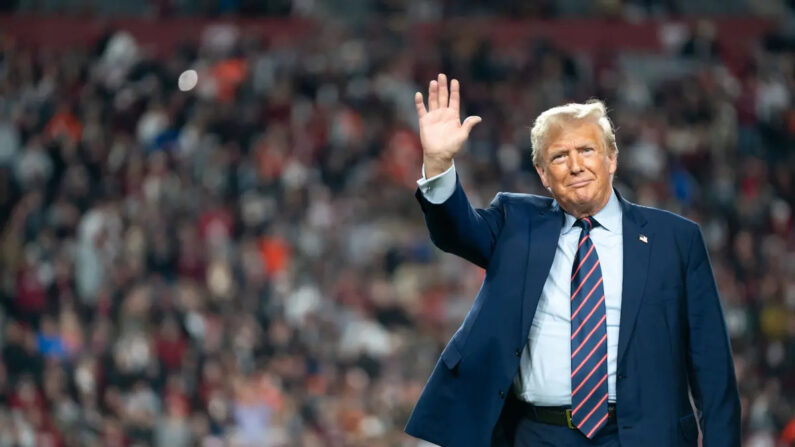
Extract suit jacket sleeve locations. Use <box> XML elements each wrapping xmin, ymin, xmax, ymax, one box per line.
<box><xmin>414</xmin><ymin>170</ymin><xmax>506</xmax><ymax>269</ymax></box>
<box><xmin>684</xmin><ymin>225</ymin><xmax>742</xmax><ymax>446</ymax></box>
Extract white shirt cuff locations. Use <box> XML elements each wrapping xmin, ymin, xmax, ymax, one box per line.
<box><xmin>416</xmin><ymin>160</ymin><xmax>456</xmax><ymax>204</ymax></box>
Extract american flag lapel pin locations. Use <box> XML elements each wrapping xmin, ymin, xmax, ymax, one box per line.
<box><xmin>639</xmin><ymin>234</ymin><xmax>648</xmax><ymax>243</ymax></box>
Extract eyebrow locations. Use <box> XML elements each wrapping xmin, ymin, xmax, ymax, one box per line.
<box><xmin>549</xmin><ymin>144</ymin><xmax>594</xmax><ymax>156</ymax></box>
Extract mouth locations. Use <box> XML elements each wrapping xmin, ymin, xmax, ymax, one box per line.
<box><xmin>568</xmin><ymin>179</ymin><xmax>593</xmax><ymax>188</ymax></box>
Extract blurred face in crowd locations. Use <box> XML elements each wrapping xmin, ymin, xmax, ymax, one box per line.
<box><xmin>534</xmin><ymin>120</ymin><xmax>617</xmax><ymax>218</ymax></box>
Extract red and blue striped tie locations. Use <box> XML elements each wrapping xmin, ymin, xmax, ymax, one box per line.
<box><xmin>570</xmin><ymin>216</ymin><xmax>609</xmax><ymax>439</ymax></box>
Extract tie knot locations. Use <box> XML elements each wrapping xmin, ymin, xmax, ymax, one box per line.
<box><xmin>576</xmin><ymin>217</ymin><xmax>599</xmax><ymax>233</ymax></box>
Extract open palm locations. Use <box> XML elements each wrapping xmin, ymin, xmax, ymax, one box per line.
<box><xmin>415</xmin><ymin>73</ymin><xmax>482</xmax><ymax>165</ymax></box>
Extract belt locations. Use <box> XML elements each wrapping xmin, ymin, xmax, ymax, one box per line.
<box><xmin>519</xmin><ymin>401</ymin><xmax>617</xmax><ymax>429</ymax></box>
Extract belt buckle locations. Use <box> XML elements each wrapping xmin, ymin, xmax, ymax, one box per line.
<box><xmin>565</xmin><ymin>409</ymin><xmax>575</xmax><ymax>429</ymax></box>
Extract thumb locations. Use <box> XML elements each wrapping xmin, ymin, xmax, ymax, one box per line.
<box><xmin>461</xmin><ymin>116</ymin><xmax>482</xmax><ymax>136</ymax></box>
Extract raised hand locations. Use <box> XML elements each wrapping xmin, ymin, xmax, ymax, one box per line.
<box><xmin>415</xmin><ymin>73</ymin><xmax>482</xmax><ymax>177</ymax></box>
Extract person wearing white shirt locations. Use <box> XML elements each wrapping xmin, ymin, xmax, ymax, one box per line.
<box><xmin>403</xmin><ymin>73</ymin><xmax>740</xmax><ymax>447</ymax></box>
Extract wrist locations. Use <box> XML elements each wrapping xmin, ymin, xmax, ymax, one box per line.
<box><xmin>424</xmin><ymin>157</ymin><xmax>453</xmax><ymax>178</ymax></box>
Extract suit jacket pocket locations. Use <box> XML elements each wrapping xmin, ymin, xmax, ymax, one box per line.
<box><xmin>440</xmin><ymin>339</ymin><xmax>463</xmax><ymax>377</ymax></box>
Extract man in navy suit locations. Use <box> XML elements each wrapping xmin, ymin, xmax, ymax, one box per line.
<box><xmin>404</xmin><ymin>73</ymin><xmax>741</xmax><ymax>447</ymax></box>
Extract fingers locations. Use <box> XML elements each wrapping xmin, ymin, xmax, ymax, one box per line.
<box><xmin>428</xmin><ymin>80</ymin><xmax>438</xmax><ymax>111</ymax></box>
<box><xmin>461</xmin><ymin>116</ymin><xmax>482</xmax><ymax>135</ymax></box>
<box><xmin>414</xmin><ymin>92</ymin><xmax>427</xmax><ymax>118</ymax></box>
<box><xmin>437</xmin><ymin>73</ymin><xmax>448</xmax><ymax>109</ymax></box>
<box><xmin>449</xmin><ymin>78</ymin><xmax>460</xmax><ymax>114</ymax></box>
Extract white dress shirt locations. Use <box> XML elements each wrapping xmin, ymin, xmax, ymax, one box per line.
<box><xmin>417</xmin><ymin>161</ymin><xmax>623</xmax><ymax>405</ymax></box>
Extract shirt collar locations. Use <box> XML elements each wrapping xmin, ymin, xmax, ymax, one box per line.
<box><xmin>561</xmin><ymin>188</ymin><xmax>622</xmax><ymax>234</ymax></box>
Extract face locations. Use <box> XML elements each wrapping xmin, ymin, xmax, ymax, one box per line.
<box><xmin>534</xmin><ymin>121</ymin><xmax>617</xmax><ymax>218</ymax></box>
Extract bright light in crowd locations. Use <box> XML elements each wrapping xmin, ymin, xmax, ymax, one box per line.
<box><xmin>178</xmin><ymin>69</ymin><xmax>198</xmax><ymax>91</ymax></box>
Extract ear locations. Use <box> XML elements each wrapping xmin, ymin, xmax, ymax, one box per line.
<box><xmin>608</xmin><ymin>148</ymin><xmax>617</xmax><ymax>176</ymax></box>
<box><xmin>535</xmin><ymin>164</ymin><xmax>549</xmax><ymax>190</ymax></box>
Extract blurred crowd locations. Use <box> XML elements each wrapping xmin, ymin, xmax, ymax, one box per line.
<box><xmin>1</xmin><ymin>0</ymin><xmax>786</xmax><ymax>19</ymax></box>
<box><xmin>0</xmin><ymin>6</ymin><xmax>793</xmax><ymax>447</ymax></box>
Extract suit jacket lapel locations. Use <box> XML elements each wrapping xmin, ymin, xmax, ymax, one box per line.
<box><xmin>615</xmin><ymin>188</ymin><xmax>652</xmax><ymax>366</ymax></box>
<box><xmin>522</xmin><ymin>200</ymin><xmax>563</xmax><ymax>340</ymax></box>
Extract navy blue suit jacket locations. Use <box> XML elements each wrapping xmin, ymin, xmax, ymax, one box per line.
<box><xmin>405</xmin><ymin>172</ymin><xmax>741</xmax><ymax>447</ymax></box>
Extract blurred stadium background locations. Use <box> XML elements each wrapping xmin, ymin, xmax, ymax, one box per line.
<box><xmin>0</xmin><ymin>0</ymin><xmax>793</xmax><ymax>446</ymax></box>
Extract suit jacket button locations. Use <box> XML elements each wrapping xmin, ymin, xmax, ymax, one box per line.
<box><xmin>499</xmin><ymin>390</ymin><xmax>505</xmax><ymax>399</ymax></box>
<box><xmin>515</xmin><ymin>349</ymin><xmax>521</xmax><ymax>357</ymax></box>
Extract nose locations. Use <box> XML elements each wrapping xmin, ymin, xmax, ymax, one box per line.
<box><xmin>568</xmin><ymin>152</ymin><xmax>583</xmax><ymax>173</ymax></box>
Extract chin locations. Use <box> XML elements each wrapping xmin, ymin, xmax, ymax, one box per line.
<box><xmin>571</xmin><ymin>189</ymin><xmax>595</xmax><ymax>203</ymax></box>
<box><xmin>564</xmin><ymin>191</ymin><xmax>598</xmax><ymax>212</ymax></box>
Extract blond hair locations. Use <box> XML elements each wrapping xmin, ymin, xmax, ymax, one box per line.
<box><xmin>530</xmin><ymin>100</ymin><xmax>618</xmax><ymax>166</ymax></box>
